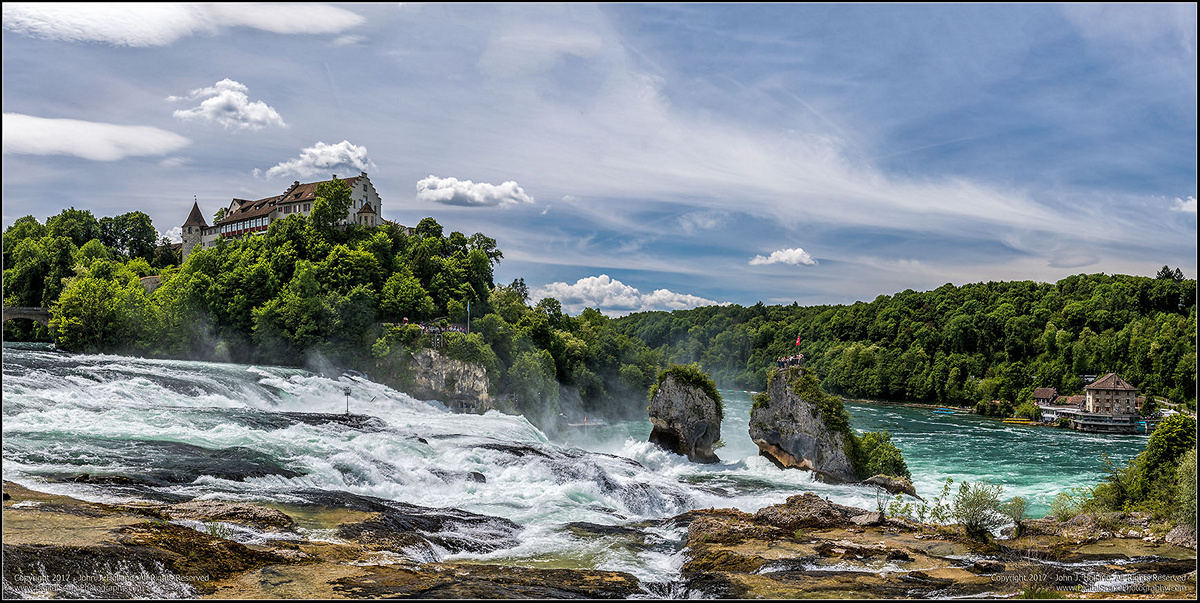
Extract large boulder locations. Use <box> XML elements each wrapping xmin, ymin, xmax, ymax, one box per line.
<box><xmin>748</xmin><ymin>367</ymin><xmax>857</xmax><ymax>483</ymax></box>
<box><xmin>647</xmin><ymin>372</ymin><xmax>722</xmax><ymax>464</ymax></box>
<box><xmin>863</xmin><ymin>474</ymin><xmax>922</xmax><ymax>500</ymax></box>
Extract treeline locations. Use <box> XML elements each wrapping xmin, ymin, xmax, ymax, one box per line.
<box><xmin>2</xmin><ymin>180</ymin><xmax>667</xmax><ymax>429</ymax></box>
<box><xmin>612</xmin><ymin>272</ymin><xmax>1197</xmax><ymax>409</ymax></box>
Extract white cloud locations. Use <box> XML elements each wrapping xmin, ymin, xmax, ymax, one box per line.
<box><xmin>678</xmin><ymin>209</ymin><xmax>731</xmax><ymax>234</ymax></box>
<box><xmin>1171</xmin><ymin>196</ymin><xmax>1197</xmax><ymax>213</ymax></box>
<box><xmin>749</xmin><ymin>248</ymin><xmax>817</xmax><ymax>266</ymax></box>
<box><xmin>416</xmin><ymin>175</ymin><xmax>535</xmax><ymax>208</ymax></box>
<box><xmin>160</xmin><ymin>226</ymin><xmax>182</xmax><ymax>244</ymax></box>
<box><xmin>2</xmin><ymin>3</ymin><xmax>365</xmax><ymax>47</ymax></box>
<box><xmin>169</xmin><ymin>79</ymin><xmax>285</xmax><ymax>131</ymax></box>
<box><xmin>532</xmin><ymin>274</ymin><xmax>726</xmax><ymax>315</ymax></box>
<box><xmin>2</xmin><ymin>113</ymin><xmax>190</xmax><ymax>161</ymax></box>
<box><xmin>259</xmin><ymin>140</ymin><xmax>375</xmax><ymax>179</ymax></box>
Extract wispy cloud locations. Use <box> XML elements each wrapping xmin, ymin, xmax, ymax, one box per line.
<box><xmin>532</xmin><ymin>274</ymin><xmax>726</xmax><ymax>315</ymax></box>
<box><xmin>1</xmin><ymin>3</ymin><xmax>365</xmax><ymax>47</ymax></box>
<box><xmin>2</xmin><ymin>113</ymin><xmax>190</xmax><ymax>161</ymax></box>
<box><xmin>169</xmin><ymin>79</ymin><xmax>285</xmax><ymax>131</ymax></box>
<box><xmin>416</xmin><ymin>175</ymin><xmax>535</xmax><ymax>208</ymax></box>
<box><xmin>678</xmin><ymin>209</ymin><xmax>731</xmax><ymax>234</ymax></box>
<box><xmin>749</xmin><ymin>248</ymin><xmax>817</xmax><ymax>266</ymax></box>
<box><xmin>257</xmin><ymin>141</ymin><xmax>375</xmax><ymax>180</ymax></box>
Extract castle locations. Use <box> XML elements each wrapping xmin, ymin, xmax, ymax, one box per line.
<box><xmin>181</xmin><ymin>172</ymin><xmax>383</xmax><ymax>260</ymax></box>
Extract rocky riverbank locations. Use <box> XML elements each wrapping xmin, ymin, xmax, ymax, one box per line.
<box><xmin>5</xmin><ymin>480</ymin><xmax>1195</xmax><ymax>599</ymax></box>
<box><xmin>1</xmin><ymin>481</ymin><xmax>642</xmax><ymax>599</ymax></box>
<box><xmin>676</xmin><ymin>492</ymin><xmax>1196</xmax><ymax>598</ymax></box>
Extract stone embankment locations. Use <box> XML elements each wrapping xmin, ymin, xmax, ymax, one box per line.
<box><xmin>647</xmin><ymin>373</ymin><xmax>723</xmax><ymax>463</ymax></box>
<box><xmin>748</xmin><ymin>367</ymin><xmax>857</xmax><ymax>483</ymax></box>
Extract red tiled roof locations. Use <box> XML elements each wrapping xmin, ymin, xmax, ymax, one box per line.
<box><xmin>1084</xmin><ymin>373</ymin><xmax>1137</xmax><ymax>392</ymax></box>
<box><xmin>1032</xmin><ymin>387</ymin><xmax>1057</xmax><ymax>400</ymax></box>
<box><xmin>183</xmin><ymin>201</ymin><xmax>208</xmax><ymax>227</ymax></box>
<box><xmin>214</xmin><ymin>176</ymin><xmax>362</xmax><ymax>227</ymax></box>
<box><xmin>1061</xmin><ymin>395</ymin><xmax>1085</xmax><ymax>407</ymax></box>
<box><xmin>277</xmin><ymin>176</ymin><xmax>360</xmax><ymax>206</ymax></box>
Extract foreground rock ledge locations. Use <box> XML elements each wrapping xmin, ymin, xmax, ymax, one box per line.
<box><xmin>674</xmin><ymin>492</ymin><xmax>1197</xmax><ymax>599</ymax></box>
<box><xmin>1</xmin><ymin>481</ymin><xmax>641</xmax><ymax>600</ymax></box>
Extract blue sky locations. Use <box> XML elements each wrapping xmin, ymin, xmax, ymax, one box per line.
<box><xmin>3</xmin><ymin>3</ymin><xmax>1196</xmax><ymax>315</ymax></box>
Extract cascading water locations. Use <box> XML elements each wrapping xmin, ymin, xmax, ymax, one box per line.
<box><xmin>2</xmin><ymin>342</ymin><xmax>1150</xmax><ymax>585</ymax></box>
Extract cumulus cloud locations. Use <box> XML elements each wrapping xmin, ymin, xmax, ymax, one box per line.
<box><xmin>258</xmin><ymin>140</ymin><xmax>375</xmax><ymax>179</ymax></box>
<box><xmin>1171</xmin><ymin>196</ymin><xmax>1197</xmax><ymax>213</ymax></box>
<box><xmin>169</xmin><ymin>79</ymin><xmax>285</xmax><ymax>131</ymax></box>
<box><xmin>749</xmin><ymin>247</ymin><xmax>817</xmax><ymax>266</ymax></box>
<box><xmin>2</xmin><ymin>3</ymin><xmax>365</xmax><ymax>47</ymax></box>
<box><xmin>532</xmin><ymin>274</ymin><xmax>726</xmax><ymax>315</ymax></box>
<box><xmin>416</xmin><ymin>175</ymin><xmax>535</xmax><ymax>208</ymax></box>
<box><xmin>2</xmin><ymin>113</ymin><xmax>190</xmax><ymax>161</ymax></box>
<box><xmin>160</xmin><ymin>226</ymin><xmax>183</xmax><ymax>244</ymax></box>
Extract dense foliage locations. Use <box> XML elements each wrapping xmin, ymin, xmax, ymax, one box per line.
<box><xmin>612</xmin><ymin>272</ymin><xmax>1196</xmax><ymax>409</ymax></box>
<box><xmin>1085</xmin><ymin>414</ymin><xmax>1196</xmax><ymax>519</ymax></box>
<box><xmin>3</xmin><ymin>189</ymin><xmax>668</xmax><ymax>427</ymax></box>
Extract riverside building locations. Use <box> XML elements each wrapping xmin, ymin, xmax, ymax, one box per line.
<box><xmin>1069</xmin><ymin>373</ymin><xmax>1140</xmax><ymax>434</ymax></box>
<box><xmin>181</xmin><ymin>172</ymin><xmax>383</xmax><ymax>260</ymax></box>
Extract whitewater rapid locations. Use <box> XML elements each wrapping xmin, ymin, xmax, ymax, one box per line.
<box><xmin>2</xmin><ymin>343</ymin><xmax>1149</xmax><ymax>582</ymax></box>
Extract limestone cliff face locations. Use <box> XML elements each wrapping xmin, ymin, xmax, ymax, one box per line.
<box><xmin>408</xmin><ymin>348</ymin><xmax>493</xmax><ymax>409</ymax></box>
<box><xmin>748</xmin><ymin>367</ymin><xmax>857</xmax><ymax>483</ymax></box>
<box><xmin>647</xmin><ymin>374</ymin><xmax>722</xmax><ymax>464</ymax></box>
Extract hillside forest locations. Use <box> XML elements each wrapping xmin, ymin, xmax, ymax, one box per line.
<box><xmin>3</xmin><ymin>179</ymin><xmax>1196</xmax><ymax>429</ymax></box>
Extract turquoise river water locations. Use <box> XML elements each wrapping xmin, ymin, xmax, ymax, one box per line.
<box><xmin>2</xmin><ymin>343</ymin><xmax>1150</xmax><ymax>583</ymax></box>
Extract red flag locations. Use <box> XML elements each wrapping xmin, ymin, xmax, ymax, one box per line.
<box><xmin>795</xmin><ymin>334</ymin><xmax>802</xmax><ymax>346</ymax></box>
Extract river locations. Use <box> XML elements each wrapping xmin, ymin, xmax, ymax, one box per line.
<box><xmin>1</xmin><ymin>343</ymin><xmax>1150</xmax><ymax>584</ymax></box>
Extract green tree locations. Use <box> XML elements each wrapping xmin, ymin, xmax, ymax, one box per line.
<box><xmin>46</xmin><ymin>207</ymin><xmax>100</xmax><ymax>248</ymax></box>
<box><xmin>309</xmin><ymin>178</ymin><xmax>353</xmax><ymax>231</ymax></box>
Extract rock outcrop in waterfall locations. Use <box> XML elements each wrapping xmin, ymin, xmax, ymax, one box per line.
<box><xmin>408</xmin><ymin>348</ymin><xmax>494</xmax><ymax>411</ymax></box>
<box><xmin>748</xmin><ymin>366</ymin><xmax>857</xmax><ymax>483</ymax></box>
<box><xmin>647</xmin><ymin>364</ymin><xmax>723</xmax><ymax>464</ymax></box>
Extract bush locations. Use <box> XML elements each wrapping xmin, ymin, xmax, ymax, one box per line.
<box><xmin>951</xmin><ymin>481</ymin><xmax>1006</xmax><ymax>540</ymax></box>
<box><xmin>1049</xmin><ymin>489</ymin><xmax>1085</xmax><ymax>521</ymax></box>
<box><xmin>1175</xmin><ymin>447</ymin><xmax>1197</xmax><ymax>529</ymax></box>
<box><xmin>1014</xmin><ymin>402</ymin><xmax>1041</xmax><ymax>421</ymax></box>
<box><xmin>856</xmin><ymin>430</ymin><xmax>911</xmax><ymax>480</ymax></box>
<box><xmin>1000</xmin><ymin>496</ymin><xmax>1027</xmax><ymax>536</ymax></box>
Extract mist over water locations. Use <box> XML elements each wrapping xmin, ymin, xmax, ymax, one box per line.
<box><xmin>2</xmin><ymin>343</ymin><xmax>1149</xmax><ymax>581</ymax></box>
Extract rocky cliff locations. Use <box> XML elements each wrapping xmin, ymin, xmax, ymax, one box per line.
<box><xmin>748</xmin><ymin>367</ymin><xmax>857</xmax><ymax>482</ymax></box>
<box><xmin>408</xmin><ymin>348</ymin><xmax>493</xmax><ymax>410</ymax></box>
<box><xmin>648</xmin><ymin>372</ymin><xmax>722</xmax><ymax>464</ymax></box>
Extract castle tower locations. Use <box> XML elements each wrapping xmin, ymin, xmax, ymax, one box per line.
<box><xmin>181</xmin><ymin>200</ymin><xmax>208</xmax><ymax>260</ymax></box>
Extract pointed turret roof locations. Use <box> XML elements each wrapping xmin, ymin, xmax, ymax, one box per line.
<box><xmin>183</xmin><ymin>201</ymin><xmax>208</xmax><ymax>228</ymax></box>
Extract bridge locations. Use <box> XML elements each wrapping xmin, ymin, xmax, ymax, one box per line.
<box><xmin>3</xmin><ymin>307</ymin><xmax>51</xmax><ymax>326</ymax></box>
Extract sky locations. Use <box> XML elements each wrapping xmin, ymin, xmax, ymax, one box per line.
<box><xmin>3</xmin><ymin>3</ymin><xmax>1196</xmax><ymax>316</ymax></box>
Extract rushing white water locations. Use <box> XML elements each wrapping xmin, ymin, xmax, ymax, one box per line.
<box><xmin>2</xmin><ymin>343</ymin><xmax>1149</xmax><ymax>584</ymax></box>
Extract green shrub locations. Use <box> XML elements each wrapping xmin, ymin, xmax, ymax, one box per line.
<box><xmin>1014</xmin><ymin>402</ymin><xmax>1041</xmax><ymax>421</ymax></box>
<box><xmin>951</xmin><ymin>481</ymin><xmax>1006</xmax><ymax>540</ymax></box>
<box><xmin>1175</xmin><ymin>447</ymin><xmax>1197</xmax><ymax>529</ymax></box>
<box><xmin>1000</xmin><ymin>496</ymin><xmax>1028</xmax><ymax>537</ymax></box>
<box><xmin>1049</xmin><ymin>489</ymin><xmax>1086</xmax><ymax>521</ymax></box>
<box><xmin>855</xmin><ymin>430</ymin><xmax>911</xmax><ymax>480</ymax></box>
